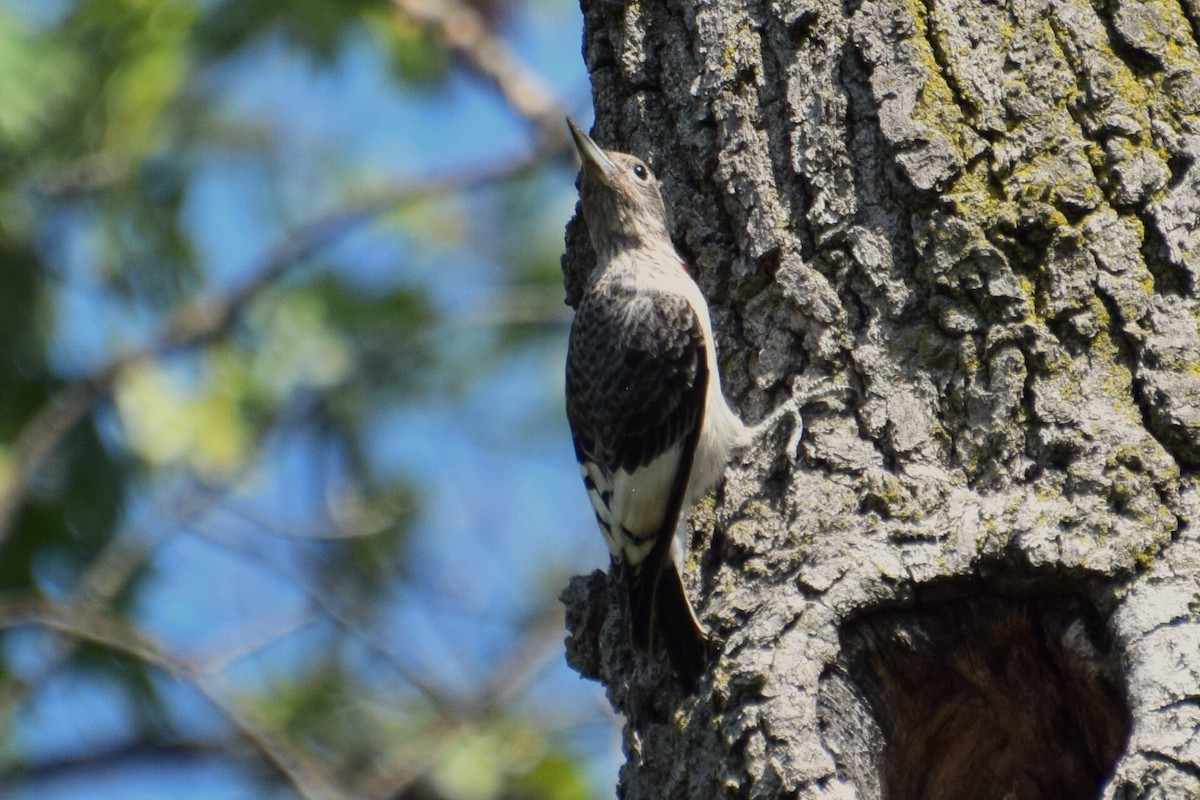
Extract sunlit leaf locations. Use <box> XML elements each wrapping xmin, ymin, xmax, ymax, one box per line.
<box><xmin>250</xmin><ymin>290</ymin><xmax>353</xmax><ymax>398</ymax></box>
<box><xmin>0</xmin><ymin>13</ymin><xmax>81</xmax><ymax>149</ymax></box>
<box><xmin>102</xmin><ymin>31</ymin><xmax>193</xmax><ymax>157</ymax></box>
<box><xmin>113</xmin><ymin>354</ymin><xmax>252</xmax><ymax>480</ymax></box>
<box><xmin>515</xmin><ymin>750</ymin><xmax>592</xmax><ymax>800</ymax></box>
<box><xmin>433</xmin><ymin>728</ymin><xmax>508</xmax><ymax>800</ymax></box>
<box><xmin>432</xmin><ymin>719</ymin><xmax>552</xmax><ymax>800</ymax></box>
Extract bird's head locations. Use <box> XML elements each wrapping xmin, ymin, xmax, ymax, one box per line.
<box><xmin>567</xmin><ymin>117</ymin><xmax>672</xmax><ymax>259</ymax></box>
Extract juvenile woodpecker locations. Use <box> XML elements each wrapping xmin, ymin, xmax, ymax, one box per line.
<box><xmin>564</xmin><ymin>118</ymin><xmax>793</xmax><ymax>689</ymax></box>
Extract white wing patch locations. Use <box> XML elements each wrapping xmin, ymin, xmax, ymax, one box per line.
<box><xmin>609</xmin><ymin>445</ymin><xmax>682</xmax><ymax>540</ymax></box>
<box><xmin>580</xmin><ymin>444</ymin><xmax>684</xmax><ymax>567</ymax></box>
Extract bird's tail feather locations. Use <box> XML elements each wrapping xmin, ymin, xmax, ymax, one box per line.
<box><xmin>629</xmin><ymin>560</ymin><xmax>710</xmax><ymax>691</ymax></box>
<box><xmin>655</xmin><ymin>563</ymin><xmax>710</xmax><ymax>690</ymax></box>
<box><xmin>628</xmin><ymin>562</ymin><xmax>657</xmax><ymax>654</ymax></box>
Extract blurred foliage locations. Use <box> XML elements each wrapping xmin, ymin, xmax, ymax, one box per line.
<box><xmin>0</xmin><ymin>0</ymin><xmax>590</xmax><ymax>798</ymax></box>
<box><xmin>0</xmin><ymin>13</ymin><xmax>82</xmax><ymax>149</ymax></box>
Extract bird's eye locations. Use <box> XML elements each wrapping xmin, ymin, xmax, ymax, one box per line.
<box><xmin>632</xmin><ymin>164</ymin><xmax>649</xmax><ymax>181</ymax></box>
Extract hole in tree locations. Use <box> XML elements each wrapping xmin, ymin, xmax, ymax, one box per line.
<box><xmin>820</xmin><ymin>593</ymin><xmax>1131</xmax><ymax>800</ymax></box>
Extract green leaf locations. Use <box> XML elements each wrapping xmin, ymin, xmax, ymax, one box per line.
<box><xmin>113</xmin><ymin>353</ymin><xmax>253</xmax><ymax>480</ymax></box>
<box><xmin>0</xmin><ymin>13</ymin><xmax>82</xmax><ymax>150</ymax></box>
<box><xmin>514</xmin><ymin>750</ymin><xmax>593</xmax><ymax>800</ymax></box>
<box><xmin>367</xmin><ymin>8</ymin><xmax>452</xmax><ymax>88</ymax></box>
<box><xmin>197</xmin><ymin>0</ymin><xmax>383</xmax><ymax>61</ymax></box>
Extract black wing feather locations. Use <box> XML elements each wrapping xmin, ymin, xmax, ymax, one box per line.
<box><xmin>565</xmin><ymin>284</ymin><xmax>707</xmax><ymax>475</ymax></box>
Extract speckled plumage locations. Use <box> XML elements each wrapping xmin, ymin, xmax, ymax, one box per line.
<box><xmin>564</xmin><ymin>118</ymin><xmax>751</xmax><ymax>689</ymax></box>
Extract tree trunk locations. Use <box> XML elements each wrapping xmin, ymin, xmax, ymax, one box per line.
<box><xmin>560</xmin><ymin>0</ymin><xmax>1200</xmax><ymax>796</ymax></box>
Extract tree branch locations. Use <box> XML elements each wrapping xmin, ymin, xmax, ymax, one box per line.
<box><xmin>7</xmin><ymin>737</ymin><xmax>246</xmax><ymax>785</ymax></box>
<box><xmin>0</xmin><ymin>150</ymin><xmax>557</xmax><ymax>550</ymax></box>
<box><xmin>0</xmin><ymin>595</ymin><xmax>351</xmax><ymax>800</ymax></box>
<box><xmin>389</xmin><ymin>0</ymin><xmax>567</xmax><ymax>146</ymax></box>
<box><xmin>0</xmin><ymin>488</ymin><xmax>202</xmax><ymax>734</ymax></box>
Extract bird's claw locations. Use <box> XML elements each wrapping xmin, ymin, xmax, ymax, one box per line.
<box><xmin>753</xmin><ymin>376</ymin><xmax>849</xmax><ymax>461</ymax></box>
<box><xmin>750</xmin><ymin>395</ymin><xmax>804</xmax><ymax>460</ymax></box>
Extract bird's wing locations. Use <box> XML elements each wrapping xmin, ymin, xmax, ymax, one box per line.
<box><xmin>565</xmin><ymin>283</ymin><xmax>708</xmax><ymax>563</ymax></box>
<box><xmin>566</xmin><ymin>281</ymin><xmax>712</xmax><ymax>681</ymax></box>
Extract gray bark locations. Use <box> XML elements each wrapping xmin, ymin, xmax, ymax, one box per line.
<box><xmin>560</xmin><ymin>0</ymin><xmax>1200</xmax><ymax>796</ymax></box>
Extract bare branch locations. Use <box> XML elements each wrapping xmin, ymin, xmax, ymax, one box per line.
<box><xmin>471</xmin><ymin>603</ymin><xmax>565</xmax><ymax>713</ymax></box>
<box><xmin>198</xmin><ymin>611</ymin><xmax>323</xmax><ymax>675</ymax></box>
<box><xmin>0</xmin><ymin>149</ymin><xmax>557</xmax><ymax>549</ymax></box>
<box><xmin>351</xmin><ymin>603</ymin><xmax>567</xmax><ymax>800</ymax></box>
<box><xmin>6</xmin><ymin>737</ymin><xmax>259</xmax><ymax>787</ymax></box>
<box><xmin>180</xmin><ymin>516</ymin><xmax>462</xmax><ymax>714</ymax></box>
<box><xmin>0</xmin><ymin>475</ymin><xmax>240</xmax><ymax>736</ymax></box>
<box><xmin>177</xmin><ymin>517</ymin><xmax>577</xmax><ymax>800</ymax></box>
<box><xmin>389</xmin><ymin>0</ymin><xmax>568</xmax><ymax>147</ymax></box>
<box><xmin>0</xmin><ymin>596</ymin><xmax>352</xmax><ymax>800</ymax></box>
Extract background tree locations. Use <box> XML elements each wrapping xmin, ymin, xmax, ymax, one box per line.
<box><xmin>561</xmin><ymin>0</ymin><xmax>1200</xmax><ymax>797</ymax></box>
<box><xmin>0</xmin><ymin>1</ymin><xmax>615</xmax><ymax>798</ymax></box>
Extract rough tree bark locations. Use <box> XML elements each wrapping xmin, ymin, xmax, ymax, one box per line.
<box><xmin>559</xmin><ymin>0</ymin><xmax>1200</xmax><ymax>797</ymax></box>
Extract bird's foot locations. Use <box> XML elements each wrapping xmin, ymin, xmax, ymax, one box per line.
<box><xmin>751</xmin><ymin>377</ymin><xmax>848</xmax><ymax>459</ymax></box>
<box><xmin>751</xmin><ymin>395</ymin><xmax>805</xmax><ymax>456</ymax></box>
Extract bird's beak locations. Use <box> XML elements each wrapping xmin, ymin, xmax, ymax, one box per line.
<box><xmin>566</xmin><ymin>117</ymin><xmax>616</xmax><ymax>181</ymax></box>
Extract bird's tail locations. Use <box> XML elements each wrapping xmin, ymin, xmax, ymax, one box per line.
<box><xmin>630</xmin><ymin>559</ymin><xmax>710</xmax><ymax>691</ymax></box>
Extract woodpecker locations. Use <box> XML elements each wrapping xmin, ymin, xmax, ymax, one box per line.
<box><xmin>564</xmin><ymin>118</ymin><xmax>800</xmax><ymax>689</ymax></box>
